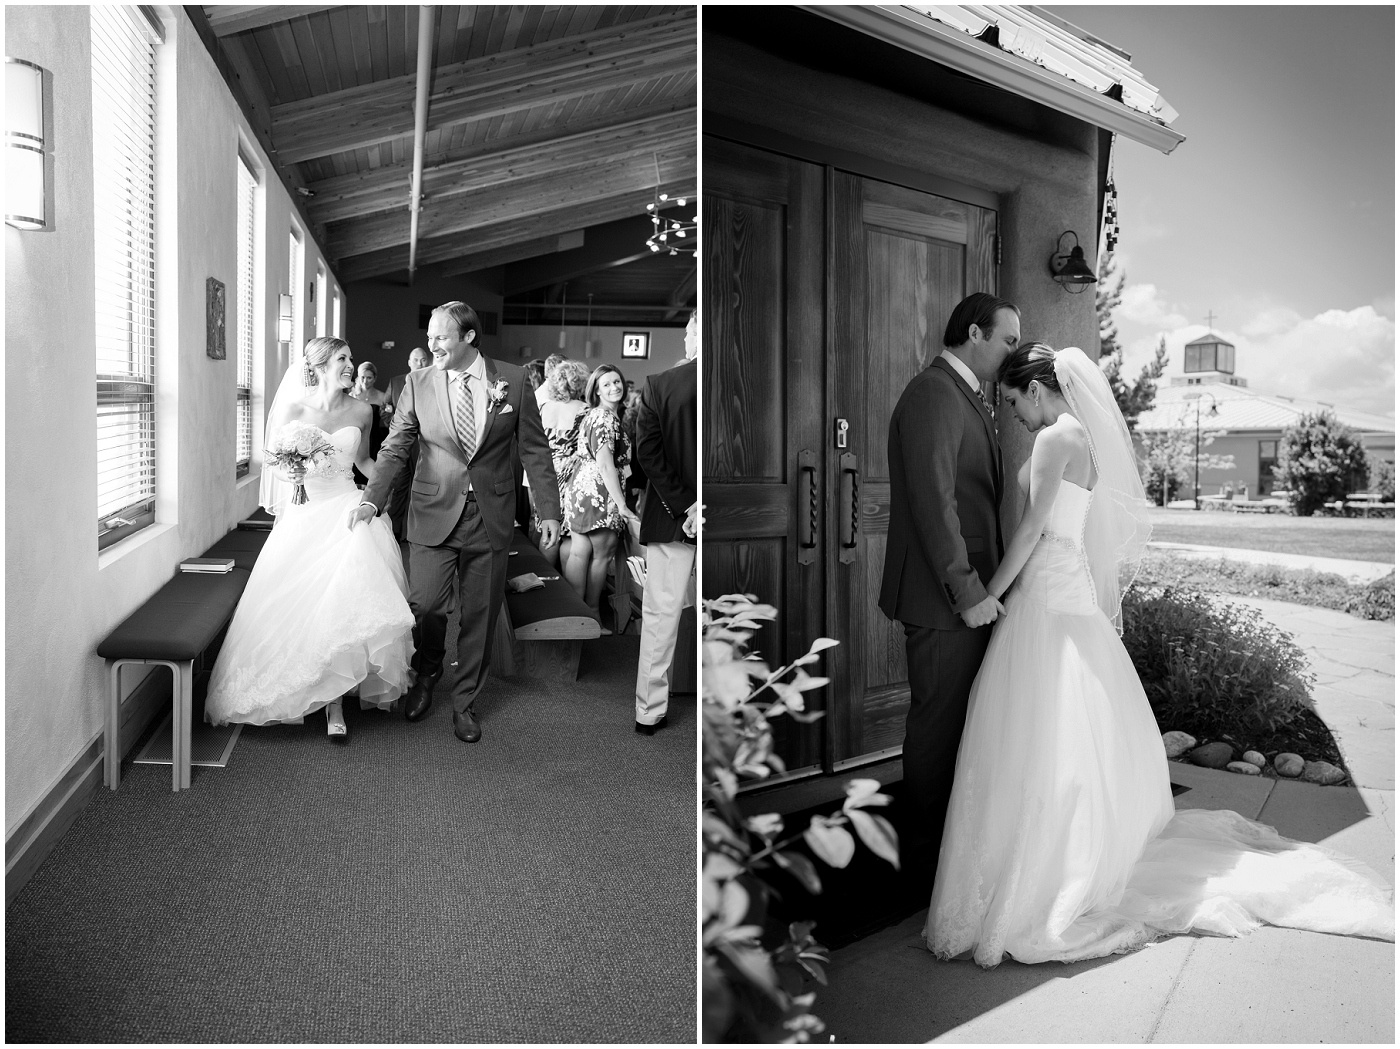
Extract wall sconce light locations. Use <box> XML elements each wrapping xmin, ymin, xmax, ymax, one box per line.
<box><xmin>1049</xmin><ymin>231</ymin><xmax>1097</xmax><ymax>294</ymax></box>
<box><xmin>277</xmin><ymin>293</ymin><xmax>294</xmax><ymax>343</ymax></box>
<box><xmin>6</xmin><ymin>57</ymin><xmax>49</xmax><ymax>231</ymax></box>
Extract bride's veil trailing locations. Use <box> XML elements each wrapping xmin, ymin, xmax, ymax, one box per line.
<box><xmin>1054</xmin><ymin>347</ymin><xmax>1153</xmax><ymax>633</ymax></box>
<box><xmin>258</xmin><ymin>344</ymin><xmax>309</xmax><ymax>516</ymax></box>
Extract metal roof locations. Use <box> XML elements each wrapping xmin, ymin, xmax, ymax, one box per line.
<box><xmin>1185</xmin><ymin>331</ymin><xmax>1234</xmax><ymax>347</ymax></box>
<box><xmin>1138</xmin><ymin>381</ymin><xmax>1395</xmax><ymax>435</ymax></box>
<box><xmin>801</xmin><ymin>5</ymin><xmax>1184</xmax><ymax>154</ymax></box>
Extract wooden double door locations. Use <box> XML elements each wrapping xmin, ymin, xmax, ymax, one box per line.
<box><xmin>703</xmin><ymin>137</ymin><xmax>998</xmax><ymax>778</ymax></box>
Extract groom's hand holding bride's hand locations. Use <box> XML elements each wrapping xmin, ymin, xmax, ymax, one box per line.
<box><xmin>347</xmin><ymin>501</ymin><xmax>377</xmax><ymax>530</ymax></box>
<box><xmin>960</xmin><ymin>593</ymin><xmax>1005</xmax><ymax>628</ymax></box>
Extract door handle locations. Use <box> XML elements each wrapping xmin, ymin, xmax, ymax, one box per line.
<box><xmin>838</xmin><ymin>452</ymin><xmax>858</xmax><ymax>564</ymax></box>
<box><xmin>797</xmin><ymin>449</ymin><xmax>818</xmax><ymax>565</ymax></box>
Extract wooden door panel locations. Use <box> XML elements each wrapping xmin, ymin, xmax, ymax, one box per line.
<box><xmin>828</xmin><ymin>172</ymin><xmax>998</xmax><ymax>767</ymax></box>
<box><xmin>703</xmin><ymin>137</ymin><xmax>826</xmax><ymax>774</ymax></box>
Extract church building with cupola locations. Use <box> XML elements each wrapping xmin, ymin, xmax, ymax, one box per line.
<box><xmin>1135</xmin><ymin>330</ymin><xmax>1394</xmax><ymax>500</ymax></box>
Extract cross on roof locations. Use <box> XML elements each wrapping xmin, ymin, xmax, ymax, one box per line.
<box><xmin>1205</xmin><ymin>310</ymin><xmax>1217</xmax><ymax>330</ymax></box>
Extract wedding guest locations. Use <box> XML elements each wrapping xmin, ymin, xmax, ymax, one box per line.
<box><xmin>538</xmin><ymin>352</ymin><xmax>567</xmax><ymax>408</ymax></box>
<box><xmin>562</xmin><ymin>363</ymin><xmax>640</xmax><ymax>628</ymax></box>
<box><xmin>350</xmin><ymin>361</ymin><xmax>391</xmax><ymax>458</ymax></box>
<box><xmin>386</xmin><ymin>347</ymin><xmax>431</xmax><ymax>538</ymax></box>
<box><xmin>525</xmin><ymin>358</ymin><xmax>546</xmax><ymax>393</ymax></box>
<box><xmin>631</xmin><ymin>312</ymin><xmax>697</xmax><ymax>734</ymax></box>
<box><xmin>539</xmin><ymin>358</ymin><xmax>590</xmax><ymax>568</ymax></box>
<box><xmin>622</xmin><ymin>388</ymin><xmax>648</xmax><ymax>515</ymax></box>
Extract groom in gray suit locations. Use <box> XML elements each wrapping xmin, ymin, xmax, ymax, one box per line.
<box><xmin>353</xmin><ymin>301</ymin><xmax>560</xmax><ymax>743</ymax></box>
<box><xmin>879</xmin><ymin>291</ymin><xmax>1020</xmax><ymax>896</ymax></box>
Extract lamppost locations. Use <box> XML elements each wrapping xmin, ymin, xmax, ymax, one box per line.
<box><xmin>1185</xmin><ymin>391</ymin><xmax>1220</xmax><ymax>510</ymax></box>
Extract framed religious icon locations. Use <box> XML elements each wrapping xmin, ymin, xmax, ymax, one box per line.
<box><xmin>621</xmin><ymin>331</ymin><xmax>650</xmax><ymax>359</ymax></box>
<box><xmin>206</xmin><ymin>277</ymin><xmax>226</xmax><ymax>360</ymax></box>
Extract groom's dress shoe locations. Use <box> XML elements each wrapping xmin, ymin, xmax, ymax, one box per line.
<box><xmin>403</xmin><ymin>674</ymin><xmax>439</xmax><ymax>722</ymax></box>
<box><xmin>634</xmin><ymin>716</ymin><xmax>667</xmax><ymax>736</ymax></box>
<box><xmin>452</xmin><ymin>709</ymin><xmax>482</xmax><ymax>743</ymax></box>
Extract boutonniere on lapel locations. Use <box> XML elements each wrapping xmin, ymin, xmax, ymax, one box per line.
<box><xmin>486</xmin><ymin>378</ymin><xmax>512</xmax><ymax>415</ymax></box>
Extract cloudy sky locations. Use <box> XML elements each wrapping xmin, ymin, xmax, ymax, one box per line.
<box><xmin>1049</xmin><ymin>5</ymin><xmax>1394</xmax><ymax>418</ymax></box>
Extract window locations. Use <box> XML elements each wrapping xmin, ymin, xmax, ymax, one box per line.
<box><xmin>1258</xmin><ymin>440</ymin><xmax>1278</xmax><ymax>495</ymax></box>
<box><xmin>316</xmin><ymin>263</ymin><xmax>327</xmax><ymax>337</ymax></box>
<box><xmin>332</xmin><ymin>289</ymin><xmax>342</xmax><ymax>338</ymax></box>
<box><xmin>93</xmin><ymin>5</ymin><xmax>160</xmax><ymax>549</ymax></box>
<box><xmin>235</xmin><ymin>155</ymin><xmax>257</xmax><ymax>477</ymax></box>
<box><xmin>288</xmin><ymin>227</ymin><xmax>303</xmax><ymax>351</ymax></box>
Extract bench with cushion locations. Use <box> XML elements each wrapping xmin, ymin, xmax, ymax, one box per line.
<box><xmin>96</xmin><ymin>520</ymin><xmax>272</xmax><ymax>791</ymax></box>
<box><xmin>491</xmin><ymin>529</ymin><xmax>601</xmax><ymax>681</ymax></box>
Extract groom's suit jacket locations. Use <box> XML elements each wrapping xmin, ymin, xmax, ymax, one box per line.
<box><xmin>363</xmin><ymin>354</ymin><xmax>560</xmax><ymax>551</ymax></box>
<box><xmin>879</xmin><ymin>355</ymin><xmax>1003</xmax><ymax>630</ymax></box>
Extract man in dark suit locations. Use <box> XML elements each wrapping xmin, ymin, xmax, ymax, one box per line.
<box><xmin>879</xmin><ymin>291</ymin><xmax>1021</xmax><ymax>896</ymax></box>
<box><xmin>631</xmin><ymin>311</ymin><xmax>698</xmax><ymax>734</ymax></box>
<box><xmin>353</xmin><ymin>304</ymin><xmax>560</xmax><ymax>744</ymax></box>
<box><xmin>385</xmin><ymin>347</ymin><xmax>430</xmax><ymax>540</ymax></box>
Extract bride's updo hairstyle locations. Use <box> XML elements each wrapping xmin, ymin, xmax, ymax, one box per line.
<box><xmin>303</xmin><ymin>336</ymin><xmax>350</xmax><ymax>386</ymax></box>
<box><xmin>997</xmin><ymin>341</ymin><xmax>1061</xmax><ymax>394</ymax></box>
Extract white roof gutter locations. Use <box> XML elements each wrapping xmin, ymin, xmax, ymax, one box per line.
<box><xmin>407</xmin><ymin>4</ymin><xmax>436</xmax><ymax>283</ymax></box>
<box><xmin>800</xmin><ymin>5</ymin><xmax>1186</xmax><ymax>155</ymax></box>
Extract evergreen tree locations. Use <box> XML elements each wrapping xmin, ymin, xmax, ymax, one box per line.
<box><xmin>1275</xmin><ymin>411</ymin><xmax>1370</xmax><ymax>516</ymax></box>
<box><xmin>1097</xmin><ymin>253</ymin><xmax>1168</xmax><ymax>431</ymax></box>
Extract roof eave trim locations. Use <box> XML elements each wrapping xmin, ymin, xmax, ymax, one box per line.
<box><xmin>799</xmin><ymin>4</ymin><xmax>1186</xmax><ymax>155</ymax></box>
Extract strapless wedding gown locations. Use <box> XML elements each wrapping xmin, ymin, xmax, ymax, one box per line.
<box><xmin>927</xmin><ymin>479</ymin><xmax>1394</xmax><ymax>967</ymax></box>
<box><xmin>205</xmin><ymin>426</ymin><xmax>415</xmax><ymax>726</ymax></box>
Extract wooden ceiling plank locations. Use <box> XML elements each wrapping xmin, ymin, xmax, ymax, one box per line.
<box><xmin>500</xmin><ymin>6</ymin><xmax>530</xmax><ymax>53</ymax></box>
<box><xmin>535</xmin><ymin>5</ymin><xmax>560</xmax><ymax>41</ymax></box>
<box><xmin>385</xmin><ymin>2</ymin><xmax>408</xmax><ymax>80</ymax></box>
<box><xmin>335</xmin><ymin>190</ymin><xmax>692</xmax><ymax>282</ymax></box>
<box><xmin>288</xmin><ymin>16</ymin><xmax>330</xmax><ymax>97</ymax></box>
<box><xmin>326</xmin><ymin>155</ymin><xmax>696</xmax><ymax>258</ymax></box>
<box><xmin>304</xmin><ymin>104</ymin><xmax>695</xmax><ymax>220</ymax></box>
<box><xmin>272</xmin><ymin>17</ymin><xmax>696</xmax><ymax>163</ymax></box>
<box><xmin>247</xmin><ymin>26</ymin><xmax>297</xmax><ymax>105</ymax></box>
<box><xmin>482</xmin><ymin>5</ymin><xmax>512</xmax><ymax>56</ymax></box>
<box><xmin>367</xmin><ymin>3</ymin><xmax>390</xmax><ymax>82</ymax></box>
<box><xmin>204</xmin><ymin>5</ymin><xmax>341</xmax><ymax>37</ymax></box>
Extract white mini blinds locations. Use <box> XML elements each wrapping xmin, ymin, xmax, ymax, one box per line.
<box><xmin>93</xmin><ymin>5</ymin><xmax>160</xmax><ymax>549</ymax></box>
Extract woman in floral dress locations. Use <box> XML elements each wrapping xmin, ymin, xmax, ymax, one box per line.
<box><xmin>562</xmin><ymin>364</ymin><xmax>640</xmax><ymax>628</ymax></box>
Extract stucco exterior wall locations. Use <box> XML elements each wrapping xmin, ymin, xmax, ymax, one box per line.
<box><xmin>5</xmin><ymin>5</ymin><xmax>341</xmax><ymax>832</ymax></box>
<box><xmin>705</xmin><ymin>35</ymin><xmax>1102</xmax><ymax>527</ymax></box>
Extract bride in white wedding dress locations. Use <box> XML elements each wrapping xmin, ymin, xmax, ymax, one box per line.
<box><xmin>205</xmin><ymin>337</ymin><xmax>415</xmax><ymax>740</ymax></box>
<box><xmin>926</xmin><ymin>343</ymin><xmax>1393</xmax><ymax>968</ymax></box>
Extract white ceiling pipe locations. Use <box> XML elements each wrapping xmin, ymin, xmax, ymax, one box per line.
<box><xmin>407</xmin><ymin>4</ymin><xmax>436</xmax><ymax>283</ymax></box>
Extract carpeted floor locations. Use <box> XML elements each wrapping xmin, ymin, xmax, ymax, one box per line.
<box><xmin>6</xmin><ymin>632</ymin><xmax>696</xmax><ymax>1043</ymax></box>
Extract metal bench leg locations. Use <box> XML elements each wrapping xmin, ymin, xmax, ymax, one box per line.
<box><xmin>178</xmin><ymin>660</ymin><xmax>194</xmax><ymax>790</ymax></box>
<box><xmin>106</xmin><ymin>661</ymin><xmax>123</xmax><ymax>790</ymax></box>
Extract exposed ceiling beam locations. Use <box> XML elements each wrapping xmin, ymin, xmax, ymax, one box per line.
<box><xmin>336</xmin><ymin>193</ymin><xmax>694</xmax><ymax>284</ymax></box>
<box><xmin>306</xmin><ymin>108</ymin><xmax>696</xmax><ymax>225</ymax></box>
<box><xmin>271</xmin><ymin>11</ymin><xmax>697</xmax><ymax>164</ymax></box>
<box><xmin>203</xmin><ymin>5</ymin><xmax>341</xmax><ymax>37</ymax></box>
<box><xmin>434</xmin><ymin>231</ymin><xmax>587</xmax><ymax>280</ymax></box>
<box><xmin>502</xmin><ymin>214</ymin><xmax>667</xmax><ymax>297</ymax></box>
<box><xmin>664</xmin><ymin>262</ymin><xmax>698</xmax><ymax>320</ymax></box>
<box><xmin>324</xmin><ymin>151</ymin><xmax>694</xmax><ymax>260</ymax></box>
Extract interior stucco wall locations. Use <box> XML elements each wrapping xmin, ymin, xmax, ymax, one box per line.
<box><xmin>5</xmin><ymin>4</ymin><xmax>341</xmax><ymax>832</ymax></box>
<box><xmin>498</xmin><ymin>324</ymin><xmax>690</xmax><ymax>387</ymax></box>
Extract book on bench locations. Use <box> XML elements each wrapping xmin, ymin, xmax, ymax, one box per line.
<box><xmin>180</xmin><ymin>557</ymin><xmax>236</xmax><ymax>574</ymax></box>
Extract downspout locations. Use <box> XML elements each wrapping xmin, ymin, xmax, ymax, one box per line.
<box><xmin>407</xmin><ymin>4</ymin><xmax>435</xmax><ymax>284</ymax></box>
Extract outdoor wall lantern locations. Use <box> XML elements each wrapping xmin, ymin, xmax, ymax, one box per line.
<box><xmin>1049</xmin><ymin>231</ymin><xmax>1097</xmax><ymax>294</ymax></box>
<box><xmin>277</xmin><ymin>293</ymin><xmax>294</xmax><ymax>343</ymax></box>
<box><xmin>6</xmin><ymin>57</ymin><xmax>49</xmax><ymax>231</ymax></box>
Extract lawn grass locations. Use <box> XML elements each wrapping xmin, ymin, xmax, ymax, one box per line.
<box><xmin>1135</xmin><ymin>550</ymin><xmax>1395</xmax><ymax>620</ymax></box>
<box><xmin>1145</xmin><ymin>507</ymin><xmax>1394</xmax><ymax>563</ymax></box>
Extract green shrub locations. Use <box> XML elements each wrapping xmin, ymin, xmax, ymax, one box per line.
<box><xmin>1274</xmin><ymin>411</ymin><xmax>1369</xmax><ymax>516</ymax></box>
<box><xmin>1343</xmin><ymin>571</ymin><xmax>1396</xmax><ymax>621</ymax></box>
<box><xmin>1367</xmin><ymin>453</ymin><xmax>1395</xmax><ymax>501</ymax></box>
<box><xmin>1121</xmin><ymin>585</ymin><xmax>1315</xmax><ymax>742</ymax></box>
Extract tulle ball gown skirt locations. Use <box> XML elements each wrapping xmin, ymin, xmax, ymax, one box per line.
<box><xmin>926</xmin><ymin>538</ymin><xmax>1394</xmax><ymax>969</ymax></box>
<box><xmin>205</xmin><ymin>474</ymin><xmax>415</xmax><ymax>727</ymax></box>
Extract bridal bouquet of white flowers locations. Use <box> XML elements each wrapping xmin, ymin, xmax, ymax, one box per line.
<box><xmin>265</xmin><ymin>422</ymin><xmax>336</xmax><ymax>505</ymax></box>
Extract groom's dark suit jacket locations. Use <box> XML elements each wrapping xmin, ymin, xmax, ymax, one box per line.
<box><xmin>364</xmin><ymin>355</ymin><xmax>559</xmax><ymax>550</ymax></box>
<box><xmin>879</xmin><ymin>355</ymin><xmax>1003</xmax><ymax>629</ymax></box>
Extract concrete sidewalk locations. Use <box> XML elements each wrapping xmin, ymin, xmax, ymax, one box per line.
<box><xmin>1148</xmin><ymin>541</ymin><xmax>1395</xmax><ymax>584</ymax></box>
<box><xmin>814</xmin><ymin>596</ymin><xmax>1395</xmax><ymax>1043</ymax></box>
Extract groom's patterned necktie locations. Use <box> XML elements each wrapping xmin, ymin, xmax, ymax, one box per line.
<box><xmin>454</xmin><ymin>372</ymin><xmax>477</xmax><ymax>461</ymax></box>
<box><xmin>977</xmin><ymin>385</ymin><xmax>998</xmax><ymax>442</ymax></box>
